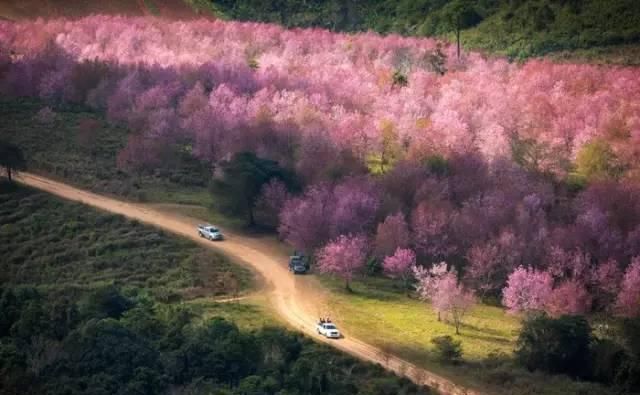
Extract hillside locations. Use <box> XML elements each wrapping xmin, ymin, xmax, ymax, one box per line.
<box><xmin>0</xmin><ymin>0</ymin><xmax>206</xmax><ymax>19</ymax></box>
<box><xmin>1</xmin><ymin>0</ymin><xmax>639</xmax><ymax>63</ymax></box>
<box><xmin>0</xmin><ymin>183</ymin><xmax>429</xmax><ymax>395</ymax></box>
<box><xmin>207</xmin><ymin>0</ymin><xmax>640</xmax><ymax>64</ymax></box>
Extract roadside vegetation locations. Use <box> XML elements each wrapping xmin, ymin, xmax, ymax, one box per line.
<box><xmin>0</xmin><ymin>182</ymin><xmax>250</xmax><ymax>298</ymax></box>
<box><xmin>0</xmin><ymin>183</ymin><xmax>431</xmax><ymax>395</ymax></box>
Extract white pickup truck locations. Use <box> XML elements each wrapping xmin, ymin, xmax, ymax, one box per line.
<box><xmin>197</xmin><ymin>224</ymin><xmax>224</xmax><ymax>241</ymax></box>
<box><xmin>316</xmin><ymin>321</ymin><xmax>341</xmax><ymax>339</ymax></box>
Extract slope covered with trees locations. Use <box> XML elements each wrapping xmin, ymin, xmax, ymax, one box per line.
<box><xmin>2</xmin><ymin>16</ymin><xmax>640</xmax><ymax>316</ymax></box>
<box><xmin>0</xmin><ymin>0</ymin><xmax>202</xmax><ymax>20</ymax></box>
<box><xmin>0</xmin><ymin>183</ymin><xmax>430</xmax><ymax>395</ymax></box>
<box><xmin>207</xmin><ymin>0</ymin><xmax>640</xmax><ymax>62</ymax></box>
<box><xmin>2</xmin><ymin>0</ymin><xmax>639</xmax><ymax>63</ymax></box>
<box><xmin>2</xmin><ymin>15</ymin><xmax>640</xmax><ymax>393</ymax></box>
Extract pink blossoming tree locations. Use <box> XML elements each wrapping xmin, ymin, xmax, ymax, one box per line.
<box><xmin>546</xmin><ymin>279</ymin><xmax>592</xmax><ymax>317</ymax></box>
<box><xmin>502</xmin><ymin>266</ymin><xmax>553</xmax><ymax>314</ymax></box>
<box><xmin>383</xmin><ymin>248</ymin><xmax>416</xmax><ymax>294</ymax></box>
<box><xmin>616</xmin><ymin>258</ymin><xmax>640</xmax><ymax>317</ymax></box>
<box><xmin>414</xmin><ymin>262</ymin><xmax>475</xmax><ymax>333</ymax></box>
<box><xmin>317</xmin><ymin>234</ymin><xmax>368</xmax><ymax>291</ymax></box>
<box><xmin>374</xmin><ymin>212</ymin><xmax>411</xmax><ymax>259</ymax></box>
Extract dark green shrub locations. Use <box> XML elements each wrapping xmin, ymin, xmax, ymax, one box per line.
<box><xmin>79</xmin><ymin>285</ymin><xmax>133</xmax><ymax>319</ymax></box>
<box><xmin>516</xmin><ymin>314</ymin><xmax>592</xmax><ymax>378</ymax></box>
<box><xmin>591</xmin><ymin>338</ymin><xmax>626</xmax><ymax>384</ymax></box>
<box><xmin>431</xmin><ymin>335</ymin><xmax>463</xmax><ymax>364</ymax></box>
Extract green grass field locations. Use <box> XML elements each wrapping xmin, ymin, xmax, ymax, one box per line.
<box><xmin>320</xmin><ymin>275</ymin><xmax>620</xmax><ymax>395</ymax></box>
<box><xmin>323</xmin><ymin>276</ymin><xmax>520</xmax><ymax>361</ymax></box>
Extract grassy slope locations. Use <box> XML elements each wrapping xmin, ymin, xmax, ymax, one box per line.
<box><xmin>321</xmin><ymin>276</ymin><xmax>622</xmax><ymax>395</ymax></box>
<box><xmin>0</xmin><ymin>0</ymin><xmax>204</xmax><ymax>19</ymax></box>
<box><xmin>0</xmin><ymin>182</ymin><xmax>251</xmax><ymax>297</ymax></box>
<box><xmin>0</xmin><ymin>181</ymin><xmax>277</xmax><ymax>333</ymax></box>
<box><xmin>322</xmin><ymin>277</ymin><xmax>520</xmax><ymax>362</ymax></box>
<box><xmin>460</xmin><ymin>0</ymin><xmax>640</xmax><ymax>64</ymax></box>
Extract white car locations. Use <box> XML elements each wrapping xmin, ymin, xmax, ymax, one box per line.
<box><xmin>197</xmin><ymin>224</ymin><xmax>224</xmax><ymax>241</ymax></box>
<box><xmin>316</xmin><ymin>321</ymin><xmax>341</xmax><ymax>339</ymax></box>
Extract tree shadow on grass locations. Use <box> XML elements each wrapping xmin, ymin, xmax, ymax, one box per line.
<box><xmin>458</xmin><ymin>321</ymin><xmax>508</xmax><ymax>337</ymax></box>
<box><xmin>459</xmin><ymin>331</ymin><xmax>513</xmax><ymax>346</ymax></box>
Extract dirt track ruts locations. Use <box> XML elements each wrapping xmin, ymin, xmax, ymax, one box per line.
<box><xmin>17</xmin><ymin>172</ymin><xmax>482</xmax><ymax>395</ymax></box>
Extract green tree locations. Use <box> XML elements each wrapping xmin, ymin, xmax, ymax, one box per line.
<box><xmin>441</xmin><ymin>0</ymin><xmax>482</xmax><ymax>58</ymax></box>
<box><xmin>79</xmin><ymin>285</ymin><xmax>133</xmax><ymax>320</ymax></box>
<box><xmin>431</xmin><ymin>335</ymin><xmax>463</xmax><ymax>364</ymax></box>
<box><xmin>211</xmin><ymin>152</ymin><xmax>297</xmax><ymax>227</ymax></box>
<box><xmin>516</xmin><ymin>314</ymin><xmax>592</xmax><ymax>378</ymax></box>
<box><xmin>0</xmin><ymin>140</ymin><xmax>26</xmax><ymax>182</ymax></box>
<box><xmin>574</xmin><ymin>139</ymin><xmax>622</xmax><ymax>181</ymax></box>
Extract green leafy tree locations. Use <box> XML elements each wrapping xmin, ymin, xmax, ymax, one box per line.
<box><xmin>441</xmin><ymin>0</ymin><xmax>482</xmax><ymax>58</ymax></box>
<box><xmin>574</xmin><ymin>139</ymin><xmax>622</xmax><ymax>181</ymax></box>
<box><xmin>211</xmin><ymin>152</ymin><xmax>297</xmax><ymax>227</ymax></box>
<box><xmin>79</xmin><ymin>285</ymin><xmax>133</xmax><ymax>320</ymax></box>
<box><xmin>0</xmin><ymin>140</ymin><xmax>26</xmax><ymax>182</ymax></box>
<box><xmin>516</xmin><ymin>314</ymin><xmax>592</xmax><ymax>378</ymax></box>
<box><xmin>431</xmin><ymin>335</ymin><xmax>463</xmax><ymax>364</ymax></box>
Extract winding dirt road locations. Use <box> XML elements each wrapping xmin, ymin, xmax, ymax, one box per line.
<box><xmin>17</xmin><ymin>172</ymin><xmax>481</xmax><ymax>395</ymax></box>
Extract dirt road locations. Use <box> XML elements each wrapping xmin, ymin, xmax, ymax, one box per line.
<box><xmin>17</xmin><ymin>172</ymin><xmax>481</xmax><ymax>395</ymax></box>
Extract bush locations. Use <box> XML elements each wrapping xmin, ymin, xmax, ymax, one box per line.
<box><xmin>591</xmin><ymin>338</ymin><xmax>626</xmax><ymax>384</ymax></box>
<box><xmin>431</xmin><ymin>335</ymin><xmax>463</xmax><ymax>364</ymax></box>
<box><xmin>516</xmin><ymin>314</ymin><xmax>592</xmax><ymax>378</ymax></box>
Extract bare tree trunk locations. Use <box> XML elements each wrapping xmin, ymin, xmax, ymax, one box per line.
<box><xmin>456</xmin><ymin>27</ymin><xmax>461</xmax><ymax>59</ymax></box>
<box><xmin>6</xmin><ymin>167</ymin><xmax>12</xmax><ymax>182</ymax></box>
<box><xmin>247</xmin><ymin>199</ymin><xmax>255</xmax><ymax>227</ymax></box>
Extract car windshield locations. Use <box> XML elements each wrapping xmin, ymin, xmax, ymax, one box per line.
<box><xmin>324</xmin><ymin>324</ymin><xmax>336</xmax><ymax>330</ymax></box>
<box><xmin>208</xmin><ymin>227</ymin><xmax>218</xmax><ymax>232</ymax></box>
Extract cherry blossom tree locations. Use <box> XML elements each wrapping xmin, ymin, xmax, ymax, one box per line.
<box><xmin>412</xmin><ymin>202</ymin><xmax>456</xmax><ymax>261</ymax></box>
<box><xmin>331</xmin><ymin>178</ymin><xmax>380</xmax><ymax>237</ymax></box>
<box><xmin>465</xmin><ymin>234</ymin><xmax>520</xmax><ymax>297</ymax></box>
<box><xmin>256</xmin><ymin>178</ymin><xmax>290</xmax><ymax>229</ymax></box>
<box><xmin>502</xmin><ymin>266</ymin><xmax>553</xmax><ymax>315</ymax></box>
<box><xmin>432</xmin><ymin>273</ymin><xmax>476</xmax><ymax>334</ymax></box>
<box><xmin>414</xmin><ymin>262</ymin><xmax>475</xmax><ymax>333</ymax></box>
<box><xmin>316</xmin><ymin>234</ymin><xmax>368</xmax><ymax>291</ymax></box>
<box><xmin>374</xmin><ymin>212</ymin><xmax>410</xmax><ymax>258</ymax></box>
<box><xmin>546</xmin><ymin>279</ymin><xmax>592</xmax><ymax>317</ymax></box>
<box><xmin>413</xmin><ymin>262</ymin><xmax>449</xmax><ymax>304</ymax></box>
<box><xmin>591</xmin><ymin>259</ymin><xmax>623</xmax><ymax>311</ymax></box>
<box><xmin>616</xmin><ymin>258</ymin><xmax>640</xmax><ymax>317</ymax></box>
<box><xmin>383</xmin><ymin>248</ymin><xmax>416</xmax><ymax>294</ymax></box>
<box><xmin>279</xmin><ymin>184</ymin><xmax>334</xmax><ymax>253</ymax></box>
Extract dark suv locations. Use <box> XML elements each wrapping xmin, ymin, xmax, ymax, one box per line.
<box><xmin>288</xmin><ymin>252</ymin><xmax>309</xmax><ymax>274</ymax></box>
